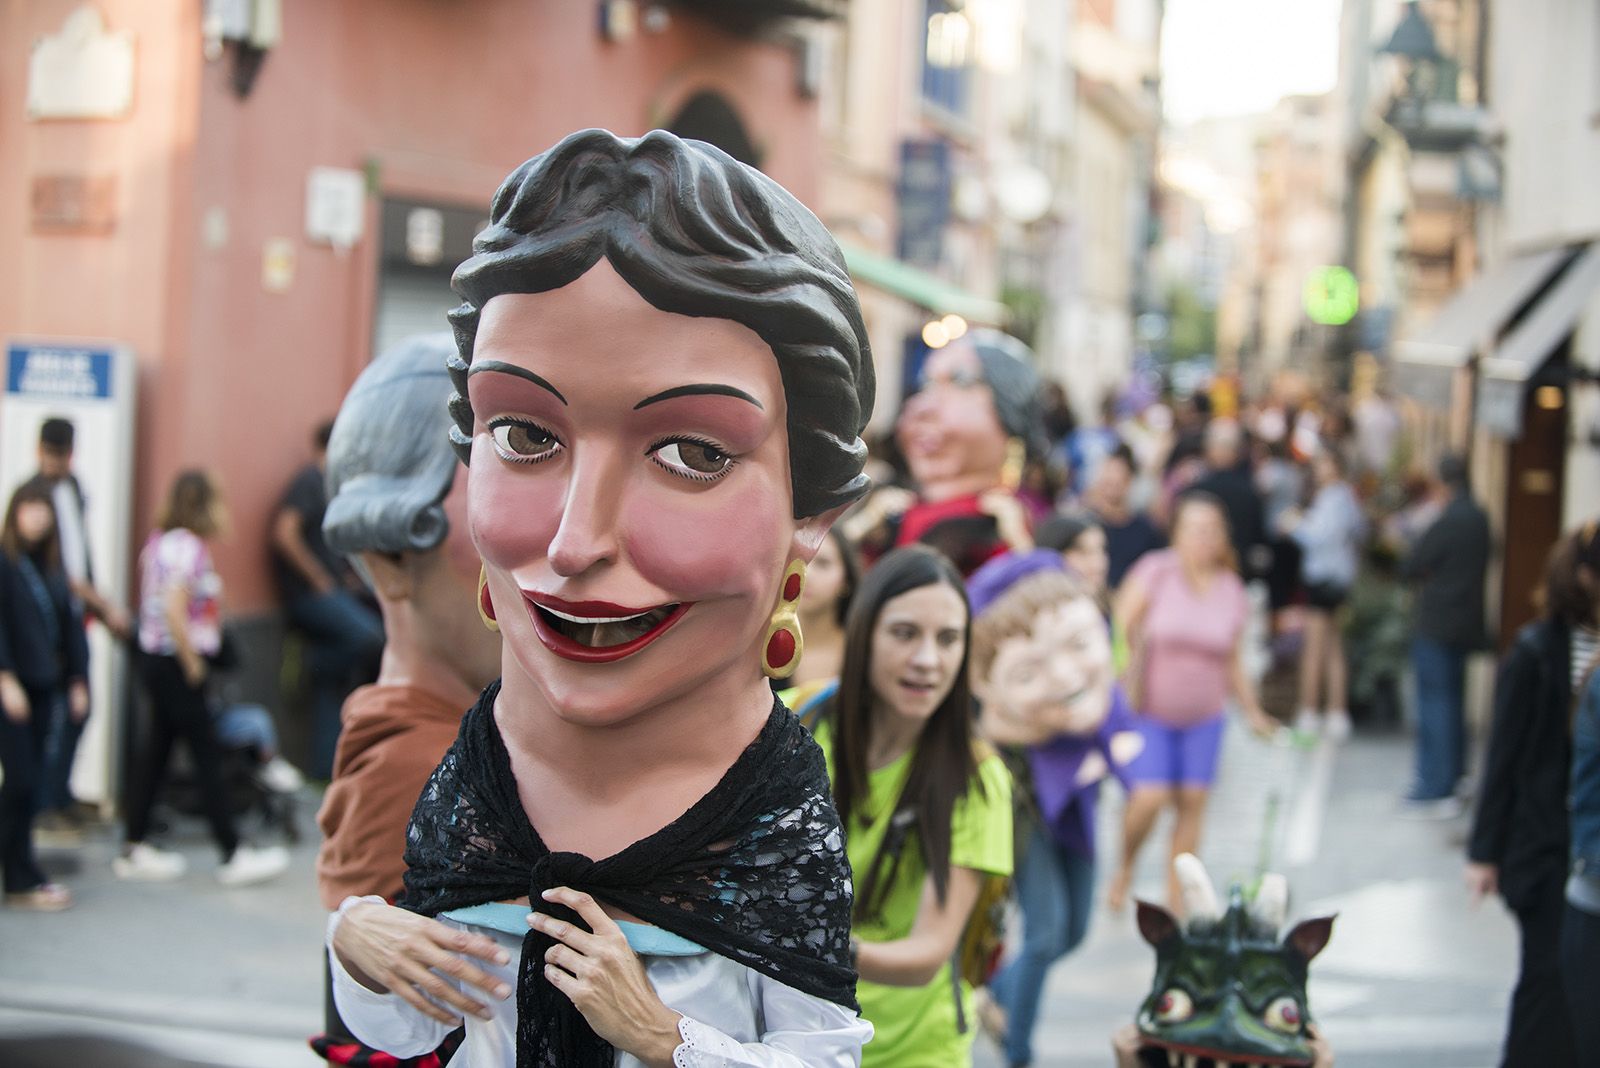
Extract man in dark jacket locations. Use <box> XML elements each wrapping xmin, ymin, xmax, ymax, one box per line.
<box><xmin>1189</xmin><ymin>418</ymin><xmax>1267</xmax><ymax>579</ymax></box>
<box><xmin>1401</xmin><ymin>454</ymin><xmax>1490</xmax><ymax>812</ymax></box>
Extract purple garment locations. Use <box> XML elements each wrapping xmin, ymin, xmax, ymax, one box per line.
<box><xmin>967</xmin><ymin>549</ymin><xmax>1065</xmax><ymax>616</ymax></box>
<box><xmin>1025</xmin><ymin>686</ymin><xmax>1137</xmax><ymax>858</ymax></box>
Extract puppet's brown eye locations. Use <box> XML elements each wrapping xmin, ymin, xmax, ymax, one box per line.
<box><xmin>1263</xmin><ymin>996</ymin><xmax>1302</xmax><ymax>1033</ymax></box>
<box><xmin>1153</xmin><ymin>988</ymin><xmax>1194</xmax><ymax>1023</ymax></box>
<box><xmin>650</xmin><ymin>439</ymin><xmax>735</xmax><ymax>481</ymax></box>
<box><xmin>490</xmin><ymin>420</ymin><xmax>563</xmax><ymax>464</ymax></box>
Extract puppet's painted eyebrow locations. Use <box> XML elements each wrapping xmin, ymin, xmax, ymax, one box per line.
<box><xmin>468</xmin><ymin>360</ymin><xmax>567</xmax><ymax>406</ymax></box>
<box><xmin>633</xmin><ymin>384</ymin><xmax>764</xmax><ymax>411</ymax></box>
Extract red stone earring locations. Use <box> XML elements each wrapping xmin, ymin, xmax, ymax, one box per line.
<box><xmin>761</xmin><ymin>560</ymin><xmax>806</xmax><ymax>679</ymax></box>
<box><xmin>478</xmin><ymin>565</ymin><xmax>499</xmax><ymax>633</ymax></box>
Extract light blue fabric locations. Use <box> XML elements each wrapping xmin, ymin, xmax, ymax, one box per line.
<box><xmin>440</xmin><ymin>903</ymin><xmax>707</xmax><ymax>956</ymax></box>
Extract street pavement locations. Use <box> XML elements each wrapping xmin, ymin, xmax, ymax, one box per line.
<box><xmin>0</xmin><ymin>724</ymin><xmax>1516</xmax><ymax>1068</ymax></box>
<box><xmin>973</xmin><ymin>720</ymin><xmax>1517</xmax><ymax>1068</ymax></box>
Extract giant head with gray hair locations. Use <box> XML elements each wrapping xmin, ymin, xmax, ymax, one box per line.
<box><xmin>324</xmin><ymin>333</ymin><xmax>461</xmax><ymax>558</ymax></box>
<box><xmin>321</xmin><ymin>332</ymin><xmax>501</xmax><ymax>701</ymax></box>
<box><xmin>896</xmin><ymin>327</ymin><xmax>1047</xmax><ymax>504</ymax></box>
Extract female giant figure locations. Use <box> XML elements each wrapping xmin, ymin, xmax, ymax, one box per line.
<box><xmin>329</xmin><ymin>130</ymin><xmax>875</xmax><ymax>1068</ymax></box>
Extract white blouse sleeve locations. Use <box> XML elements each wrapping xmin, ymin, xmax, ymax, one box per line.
<box><xmin>327</xmin><ymin>895</ymin><xmax>456</xmax><ymax>1059</ymax></box>
<box><xmin>671</xmin><ymin>974</ymin><xmax>873</xmax><ymax>1068</ymax></box>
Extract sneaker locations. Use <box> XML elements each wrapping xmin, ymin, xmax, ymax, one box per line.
<box><xmin>1292</xmin><ymin>708</ymin><xmax>1320</xmax><ymax>737</ymax></box>
<box><xmin>258</xmin><ymin>757</ymin><xmax>304</xmax><ymax>794</ymax></box>
<box><xmin>1397</xmin><ymin>796</ymin><xmax>1465</xmax><ymax>821</ymax></box>
<box><xmin>217</xmin><ymin>844</ymin><xmax>290</xmax><ymax>887</ymax></box>
<box><xmin>33</xmin><ymin>810</ymin><xmax>85</xmax><ymax>848</ymax></box>
<box><xmin>1325</xmin><ymin>708</ymin><xmax>1353</xmax><ymax>742</ymax></box>
<box><xmin>5</xmin><ymin>882</ymin><xmax>73</xmax><ymax>911</ymax></box>
<box><xmin>113</xmin><ymin>842</ymin><xmax>188</xmax><ymax>881</ymax></box>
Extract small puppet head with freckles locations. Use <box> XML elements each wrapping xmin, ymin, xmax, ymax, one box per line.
<box><xmin>968</xmin><ymin>550</ymin><xmax>1115</xmax><ymax>747</ymax></box>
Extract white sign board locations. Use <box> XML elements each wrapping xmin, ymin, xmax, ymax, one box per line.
<box><xmin>306</xmin><ymin>167</ymin><xmax>366</xmax><ymax>250</ymax></box>
<box><xmin>1</xmin><ymin>341</ymin><xmax>137</xmax><ymax>806</ymax></box>
<box><xmin>28</xmin><ymin>6</ymin><xmax>136</xmax><ymax>121</ymax></box>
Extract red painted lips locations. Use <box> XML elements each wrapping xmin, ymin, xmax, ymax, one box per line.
<box><xmin>523</xmin><ymin>592</ymin><xmax>692</xmax><ymax>664</ymax></box>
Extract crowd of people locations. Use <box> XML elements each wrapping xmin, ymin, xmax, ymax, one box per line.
<box><xmin>0</xmin><ymin>410</ymin><xmax>386</xmax><ymax>903</ymax></box>
<box><xmin>2</xmin><ymin>127</ymin><xmax>1598</xmax><ymax>1068</ymax></box>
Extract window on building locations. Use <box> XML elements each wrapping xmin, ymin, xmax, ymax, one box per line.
<box><xmin>922</xmin><ymin>0</ymin><xmax>971</xmax><ymax>116</ymax></box>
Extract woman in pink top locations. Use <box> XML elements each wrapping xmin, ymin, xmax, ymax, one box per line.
<box><xmin>1108</xmin><ymin>492</ymin><xmax>1272</xmax><ymax>912</ymax></box>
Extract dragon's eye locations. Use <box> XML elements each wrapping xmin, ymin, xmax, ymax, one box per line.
<box><xmin>1153</xmin><ymin>988</ymin><xmax>1194</xmax><ymax>1023</ymax></box>
<box><xmin>1263</xmin><ymin>995</ymin><xmax>1303</xmax><ymax>1033</ymax></box>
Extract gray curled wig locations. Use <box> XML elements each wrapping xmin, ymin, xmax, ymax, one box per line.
<box><xmin>965</xmin><ymin>328</ymin><xmax>1049</xmax><ymax>462</ymax></box>
<box><xmin>446</xmin><ymin>128</ymin><xmax>875</xmax><ymax>519</ymax></box>
<box><xmin>323</xmin><ymin>333</ymin><xmax>461</xmax><ymax>556</ymax></box>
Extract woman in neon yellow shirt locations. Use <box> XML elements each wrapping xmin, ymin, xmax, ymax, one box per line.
<box><xmin>811</xmin><ymin>545</ymin><xmax>1013</xmax><ymax>1067</ymax></box>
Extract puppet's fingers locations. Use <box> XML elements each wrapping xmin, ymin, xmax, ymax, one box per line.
<box><xmin>425</xmin><ymin>942</ymin><xmax>513</xmax><ymax>1002</ymax></box>
<box><xmin>398</xmin><ymin>958</ymin><xmax>493</xmax><ymax>1022</ymax></box>
<box><xmin>528</xmin><ymin>909</ymin><xmax>604</xmax><ymax>957</ymax></box>
<box><xmin>540</xmin><ymin>887</ymin><xmax>623</xmax><ymax>941</ymax></box>
<box><xmin>435</xmin><ymin>924</ymin><xmax>510</xmax><ymax>965</ymax></box>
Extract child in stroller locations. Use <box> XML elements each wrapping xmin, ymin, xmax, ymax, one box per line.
<box><xmin>159</xmin><ymin>678</ymin><xmax>304</xmax><ymax>845</ymax></box>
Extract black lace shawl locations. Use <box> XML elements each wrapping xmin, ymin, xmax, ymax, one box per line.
<box><xmin>399</xmin><ymin>682</ymin><xmax>858</xmax><ymax>1068</ymax></box>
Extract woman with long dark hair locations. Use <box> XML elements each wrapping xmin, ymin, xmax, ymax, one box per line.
<box><xmin>0</xmin><ymin>477</ymin><xmax>87</xmax><ymax>911</ymax></box>
<box><xmin>812</xmin><ymin>545</ymin><xmax>1013</xmax><ymax>1067</ymax></box>
<box><xmin>1464</xmin><ymin>521</ymin><xmax>1600</xmax><ymax>1066</ymax></box>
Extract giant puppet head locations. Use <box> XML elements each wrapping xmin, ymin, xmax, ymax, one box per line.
<box><xmin>1131</xmin><ymin>855</ymin><xmax>1336</xmax><ymax>1068</ymax></box>
<box><xmin>444</xmin><ymin>130</ymin><xmax>875</xmax><ymax>723</ymax></box>
<box><xmin>968</xmin><ymin>550</ymin><xmax>1121</xmax><ymax>747</ymax></box>
<box><xmin>895</xmin><ymin>329</ymin><xmax>1046</xmax><ymax>502</ymax></box>
<box><xmin>322</xmin><ymin>332</ymin><xmax>502</xmax><ymax>697</ymax></box>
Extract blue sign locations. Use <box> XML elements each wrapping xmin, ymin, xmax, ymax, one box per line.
<box><xmin>6</xmin><ymin>344</ymin><xmax>114</xmax><ymax>400</ymax></box>
<box><xmin>896</xmin><ymin>139</ymin><xmax>953</xmax><ymax>269</ymax></box>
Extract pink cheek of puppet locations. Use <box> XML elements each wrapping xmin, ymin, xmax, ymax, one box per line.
<box><xmin>467</xmin><ymin>435</ymin><xmax>565</xmax><ymax>574</ymax></box>
<box><xmin>622</xmin><ymin>464</ymin><xmax>793</xmax><ymax>606</ymax></box>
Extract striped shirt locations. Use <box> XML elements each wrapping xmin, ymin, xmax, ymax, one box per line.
<box><xmin>1574</xmin><ymin>626</ymin><xmax>1600</xmax><ymax>695</ymax></box>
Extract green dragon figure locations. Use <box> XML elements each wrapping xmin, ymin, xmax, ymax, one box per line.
<box><xmin>1128</xmin><ymin>855</ymin><xmax>1335</xmax><ymax>1068</ymax></box>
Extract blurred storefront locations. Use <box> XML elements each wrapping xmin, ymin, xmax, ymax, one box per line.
<box><xmin>1380</xmin><ymin>0</ymin><xmax>1600</xmax><ymax>647</ymax></box>
<box><xmin>0</xmin><ymin>0</ymin><xmax>835</xmax><ymax>773</ymax></box>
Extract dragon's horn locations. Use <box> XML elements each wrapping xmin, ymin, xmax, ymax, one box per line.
<box><xmin>1254</xmin><ymin>872</ymin><xmax>1289</xmax><ymax>931</ymax></box>
<box><xmin>1174</xmin><ymin>853</ymin><xmax>1220</xmax><ymax>920</ymax></box>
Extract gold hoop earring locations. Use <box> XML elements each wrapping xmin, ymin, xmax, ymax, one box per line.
<box><xmin>477</xmin><ymin>565</ymin><xmax>499</xmax><ymax>633</ymax></box>
<box><xmin>761</xmin><ymin>560</ymin><xmax>806</xmax><ymax>679</ymax></box>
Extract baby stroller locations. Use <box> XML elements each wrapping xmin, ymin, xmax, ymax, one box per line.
<box><xmin>149</xmin><ymin>637</ymin><xmax>305</xmax><ymax>846</ymax></box>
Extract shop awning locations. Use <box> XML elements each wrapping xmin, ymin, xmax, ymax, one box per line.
<box><xmin>1477</xmin><ymin>242</ymin><xmax>1600</xmax><ymax>435</ymax></box>
<box><xmin>837</xmin><ymin>241</ymin><xmax>1009</xmax><ymax>326</ymax></box>
<box><xmin>1395</xmin><ymin>246</ymin><xmax>1572</xmax><ymax>369</ymax></box>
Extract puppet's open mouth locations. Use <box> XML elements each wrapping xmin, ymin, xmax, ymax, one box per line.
<box><xmin>1137</xmin><ymin>1044</ymin><xmax>1312</xmax><ymax>1068</ymax></box>
<box><xmin>525</xmin><ymin>595</ymin><xmax>690</xmax><ymax>663</ymax></box>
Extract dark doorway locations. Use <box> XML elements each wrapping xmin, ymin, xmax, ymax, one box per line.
<box><xmin>1497</xmin><ymin>344</ymin><xmax>1571</xmax><ymax>650</ymax></box>
<box><xmin>666</xmin><ymin>91</ymin><xmax>761</xmax><ymax>170</ymax></box>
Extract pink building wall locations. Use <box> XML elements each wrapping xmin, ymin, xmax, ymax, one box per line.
<box><xmin>2</xmin><ymin>0</ymin><xmax>821</xmax><ymax>613</ymax></box>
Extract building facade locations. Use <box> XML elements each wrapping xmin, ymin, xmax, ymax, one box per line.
<box><xmin>2</xmin><ymin>0</ymin><xmax>833</xmax><ymax>787</ymax></box>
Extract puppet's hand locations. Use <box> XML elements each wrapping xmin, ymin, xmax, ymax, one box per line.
<box><xmin>978</xmin><ymin>489</ymin><xmax>1033</xmax><ymax>550</ymax></box>
<box><xmin>1109</xmin><ymin>1023</ymin><xmax>1143</xmax><ymax>1068</ymax></box>
<box><xmin>1076</xmin><ymin>751</ymin><xmax>1109</xmax><ymax>787</ymax></box>
<box><xmin>1309</xmin><ymin>1024</ymin><xmax>1336</xmax><ymax>1067</ymax></box>
<box><xmin>532</xmin><ymin>887</ymin><xmax>683</xmax><ymax>1068</ymax></box>
<box><xmin>1109</xmin><ymin>730</ymin><xmax>1144</xmax><ymax>768</ymax></box>
<box><xmin>331</xmin><ymin>899</ymin><xmax>512</xmax><ymax>1026</ymax></box>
